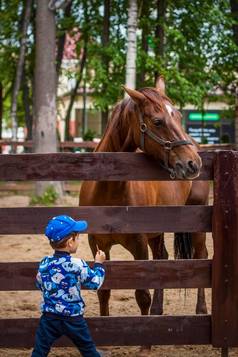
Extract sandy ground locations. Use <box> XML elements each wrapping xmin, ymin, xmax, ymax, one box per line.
<box><xmin>0</xmin><ymin>193</ymin><xmax>237</xmax><ymax>357</ymax></box>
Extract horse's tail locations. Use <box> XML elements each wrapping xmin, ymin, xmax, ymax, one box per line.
<box><xmin>174</xmin><ymin>233</ymin><xmax>193</xmax><ymax>259</ymax></box>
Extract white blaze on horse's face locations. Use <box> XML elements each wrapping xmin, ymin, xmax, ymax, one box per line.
<box><xmin>162</xmin><ymin>102</ymin><xmax>202</xmax><ymax>179</ymax></box>
<box><xmin>165</xmin><ymin>103</ymin><xmax>173</xmax><ymax>117</ymax></box>
<box><xmin>164</xmin><ymin>103</ymin><xmax>186</xmax><ymax>141</ymax></box>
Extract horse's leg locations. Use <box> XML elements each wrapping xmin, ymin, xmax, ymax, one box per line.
<box><xmin>148</xmin><ymin>234</ymin><xmax>168</xmax><ymax>315</ymax></box>
<box><xmin>98</xmin><ymin>250</ymin><xmax>111</xmax><ymax>316</ymax></box>
<box><xmin>88</xmin><ymin>235</ymin><xmax>111</xmax><ymax>316</ymax></box>
<box><xmin>121</xmin><ymin>235</ymin><xmax>152</xmax><ymax>356</ymax></box>
<box><xmin>192</xmin><ymin>232</ymin><xmax>208</xmax><ymax>314</ymax></box>
<box><xmin>122</xmin><ymin>235</ymin><xmax>151</xmax><ymax>315</ymax></box>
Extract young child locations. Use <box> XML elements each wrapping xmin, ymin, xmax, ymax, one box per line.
<box><xmin>32</xmin><ymin>215</ymin><xmax>106</xmax><ymax>357</ymax></box>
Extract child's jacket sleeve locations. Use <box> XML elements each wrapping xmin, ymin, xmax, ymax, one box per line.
<box><xmin>78</xmin><ymin>260</ymin><xmax>105</xmax><ymax>290</ymax></box>
<box><xmin>35</xmin><ymin>271</ymin><xmax>43</xmax><ymax>291</ymax></box>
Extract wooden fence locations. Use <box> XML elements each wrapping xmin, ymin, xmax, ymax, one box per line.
<box><xmin>0</xmin><ymin>143</ymin><xmax>234</xmax><ymax>193</ymax></box>
<box><xmin>0</xmin><ymin>151</ymin><xmax>237</xmax><ymax>353</ymax></box>
<box><xmin>0</xmin><ymin>139</ymin><xmax>236</xmax><ymax>152</ymax></box>
<box><xmin>0</xmin><ymin>140</ymin><xmax>97</xmax><ymax>152</ymax></box>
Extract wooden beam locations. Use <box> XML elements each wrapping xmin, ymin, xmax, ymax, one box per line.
<box><xmin>212</xmin><ymin>151</ymin><xmax>238</xmax><ymax>347</ymax></box>
<box><xmin>0</xmin><ymin>152</ymin><xmax>214</xmax><ymax>181</ymax></box>
<box><xmin>0</xmin><ymin>182</ymin><xmax>80</xmax><ymax>192</ymax></box>
<box><xmin>0</xmin><ymin>205</ymin><xmax>212</xmax><ymax>234</ymax></box>
<box><xmin>0</xmin><ymin>140</ymin><xmax>97</xmax><ymax>149</ymax></box>
<box><xmin>0</xmin><ymin>315</ymin><xmax>211</xmax><ymax>347</ymax></box>
<box><xmin>0</xmin><ymin>259</ymin><xmax>212</xmax><ymax>291</ymax></box>
<box><xmin>0</xmin><ymin>141</ymin><xmax>235</xmax><ymax>151</ymax></box>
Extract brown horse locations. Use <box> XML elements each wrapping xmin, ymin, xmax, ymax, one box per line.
<box><xmin>80</xmin><ymin>77</ymin><xmax>209</xmax><ymax>324</ymax></box>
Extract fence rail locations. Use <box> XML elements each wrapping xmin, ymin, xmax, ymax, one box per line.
<box><xmin>0</xmin><ymin>140</ymin><xmax>236</xmax><ymax>152</ymax></box>
<box><xmin>0</xmin><ymin>315</ymin><xmax>211</xmax><ymax>348</ymax></box>
<box><xmin>0</xmin><ymin>206</ymin><xmax>212</xmax><ymax>234</ymax></box>
<box><xmin>0</xmin><ymin>151</ymin><xmax>214</xmax><ymax>180</ymax></box>
<box><xmin>0</xmin><ymin>260</ymin><xmax>212</xmax><ymax>291</ymax></box>
<box><xmin>0</xmin><ymin>182</ymin><xmax>80</xmax><ymax>192</ymax></box>
<box><xmin>0</xmin><ymin>140</ymin><xmax>97</xmax><ymax>150</ymax></box>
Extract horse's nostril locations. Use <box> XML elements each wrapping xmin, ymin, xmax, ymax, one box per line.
<box><xmin>175</xmin><ymin>161</ymin><xmax>184</xmax><ymax>170</ymax></box>
<box><xmin>187</xmin><ymin>161</ymin><xmax>198</xmax><ymax>174</ymax></box>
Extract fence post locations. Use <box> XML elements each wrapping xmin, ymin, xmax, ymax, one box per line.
<box><xmin>212</xmin><ymin>151</ymin><xmax>238</xmax><ymax>348</ymax></box>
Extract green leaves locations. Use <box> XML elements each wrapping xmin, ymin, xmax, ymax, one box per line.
<box><xmin>0</xmin><ymin>0</ymin><xmax>236</xmax><ymax>134</ymax></box>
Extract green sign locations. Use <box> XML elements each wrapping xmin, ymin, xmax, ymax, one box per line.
<box><xmin>188</xmin><ymin>112</ymin><xmax>220</xmax><ymax>121</ymax></box>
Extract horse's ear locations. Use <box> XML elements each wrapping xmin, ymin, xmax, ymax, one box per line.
<box><xmin>155</xmin><ymin>75</ymin><xmax>166</xmax><ymax>93</ymax></box>
<box><xmin>122</xmin><ymin>86</ymin><xmax>146</xmax><ymax>104</ymax></box>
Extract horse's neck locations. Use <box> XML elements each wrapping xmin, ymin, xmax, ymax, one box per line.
<box><xmin>94</xmin><ymin>116</ymin><xmax>135</xmax><ymax>195</ymax></box>
<box><xmin>95</xmin><ymin>121</ymin><xmax>135</xmax><ymax>153</ymax></box>
<box><xmin>95</xmin><ymin>134</ymin><xmax>116</xmax><ymax>152</ymax></box>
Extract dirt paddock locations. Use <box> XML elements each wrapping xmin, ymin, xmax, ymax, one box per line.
<box><xmin>0</xmin><ymin>194</ymin><xmax>237</xmax><ymax>357</ymax></box>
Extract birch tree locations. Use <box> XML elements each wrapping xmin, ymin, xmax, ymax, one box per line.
<box><xmin>34</xmin><ymin>0</ymin><xmax>62</xmax><ymax>196</ymax></box>
<box><xmin>125</xmin><ymin>0</ymin><xmax>138</xmax><ymax>93</ymax></box>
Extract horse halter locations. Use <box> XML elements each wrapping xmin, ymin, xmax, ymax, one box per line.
<box><xmin>138</xmin><ymin>111</ymin><xmax>193</xmax><ymax>179</ymax></box>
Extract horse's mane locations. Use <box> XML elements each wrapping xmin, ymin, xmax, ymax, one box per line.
<box><xmin>95</xmin><ymin>87</ymin><xmax>173</xmax><ymax>152</ymax></box>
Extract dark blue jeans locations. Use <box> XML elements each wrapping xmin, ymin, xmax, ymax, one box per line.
<box><xmin>31</xmin><ymin>314</ymin><xmax>101</xmax><ymax>357</ymax></box>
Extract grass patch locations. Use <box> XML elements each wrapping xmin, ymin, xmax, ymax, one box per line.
<box><xmin>30</xmin><ymin>186</ymin><xmax>58</xmax><ymax>206</ymax></box>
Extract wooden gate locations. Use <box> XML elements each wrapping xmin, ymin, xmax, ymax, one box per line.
<box><xmin>0</xmin><ymin>150</ymin><xmax>237</xmax><ymax>352</ymax></box>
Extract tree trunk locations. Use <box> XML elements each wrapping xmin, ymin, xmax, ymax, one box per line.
<box><xmin>64</xmin><ymin>45</ymin><xmax>87</xmax><ymax>141</ymax></box>
<box><xmin>101</xmin><ymin>0</ymin><xmax>110</xmax><ymax>134</ymax></box>
<box><xmin>125</xmin><ymin>0</ymin><xmax>138</xmax><ymax>92</ymax></box>
<box><xmin>22</xmin><ymin>68</ymin><xmax>33</xmax><ymax>146</ymax></box>
<box><xmin>154</xmin><ymin>0</ymin><xmax>167</xmax><ymax>84</ymax></box>
<box><xmin>82</xmin><ymin>73</ymin><xmax>87</xmax><ymax>137</ymax></box>
<box><xmin>11</xmin><ymin>0</ymin><xmax>32</xmax><ymax>142</ymax></box>
<box><xmin>230</xmin><ymin>0</ymin><xmax>238</xmax><ymax>146</ymax></box>
<box><xmin>34</xmin><ymin>0</ymin><xmax>63</xmax><ymax>196</ymax></box>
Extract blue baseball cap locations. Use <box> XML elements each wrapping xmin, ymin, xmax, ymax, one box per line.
<box><xmin>45</xmin><ymin>215</ymin><xmax>88</xmax><ymax>242</ymax></box>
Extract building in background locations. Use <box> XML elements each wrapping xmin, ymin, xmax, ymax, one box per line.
<box><xmin>57</xmin><ymin>90</ymin><xmax>101</xmax><ymax>140</ymax></box>
<box><xmin>183</xmin><ymin>106</ymin><xmax>234</xmax><ymax>145</ymax></box>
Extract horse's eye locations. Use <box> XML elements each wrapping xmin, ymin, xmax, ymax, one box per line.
<box><xmin>153</xmin><ymin>118</ymin><xmax>164</xmax><ymax>127</ymax></box>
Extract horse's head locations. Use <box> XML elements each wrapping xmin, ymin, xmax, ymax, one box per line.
<box><xmin>123</xmin><ymin>77</ymin><xmax>202</xmax><ymax>179</ymax></box>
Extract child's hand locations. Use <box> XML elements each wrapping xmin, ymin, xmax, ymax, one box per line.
<box><xmin>95</xmin><ymin>246</ymin><xmax>106</xmax><ymax>264</ymax></box>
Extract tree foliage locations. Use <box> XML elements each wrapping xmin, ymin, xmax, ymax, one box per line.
<box><xmin>136</xmin><ymin>0</ymin><xmax>237</xmax><ymax>108</ymax></box>
<box><xmin>0</xmin><ymin>0</ymin><xmax>237</xmax><ymax>138</ymax></box>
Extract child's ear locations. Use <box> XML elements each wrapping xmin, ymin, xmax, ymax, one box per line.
<box><xmin>67</xmin><ymin>238</ymin><xmax>72</xmax><ymax>247</ymax></box>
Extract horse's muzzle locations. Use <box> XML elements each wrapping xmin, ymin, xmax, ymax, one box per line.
<box><xmin>175</xmin><ymin>160</ymin><xmax>201</xmax><ymax>179</ymax></box>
